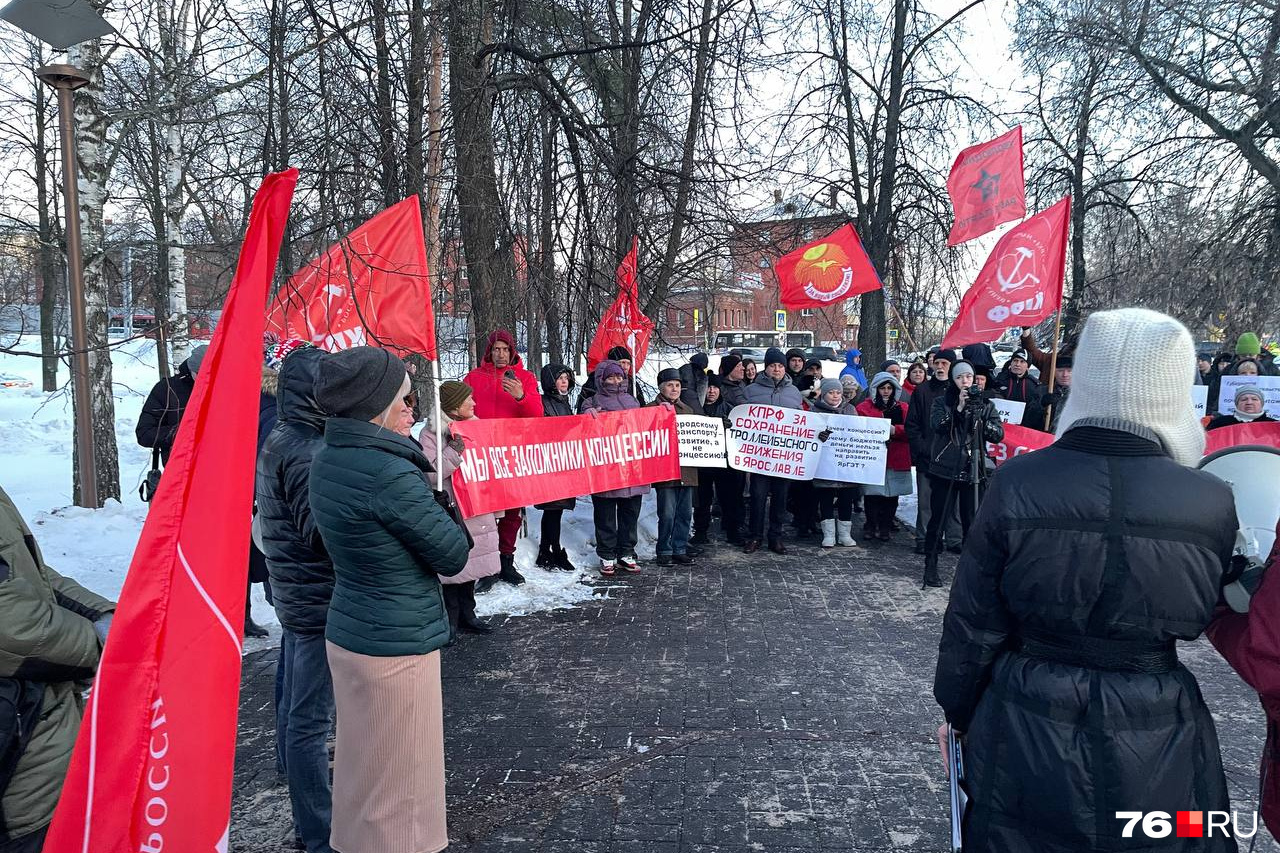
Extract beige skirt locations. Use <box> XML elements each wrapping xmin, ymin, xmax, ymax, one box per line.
<box><xmin>326</xmin><ymin>642</ymin><xmax>448</xmax><ymax>853</ymax></box>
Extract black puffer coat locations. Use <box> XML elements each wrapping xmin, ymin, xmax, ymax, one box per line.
<box><xmin>928</xmin><ymin>386</ymin><xmax>1003</xmax><ymax>482</ymax></box>
<box><xmin>255</xmin><ymin>349</ymin><xmax>332</xmax><ymax>634</ymax></box>
<box><xmin>537</xmin><ymin>364</ymin><xmax>577</xmax><ymax>511</ymax></box>
<box><xmin>905</xmin><ymin>375</ymin><xmax>949</xmax><ymax>470</ymax></box>
<box><xmin>934</xmin><ymin>426</ymin><xmax>1238</xmax><ymax>853</ymax></box>
<box><xmin>135</xmin><ymin>361</ymin><xmax>196</xmax><ymax>465</ymax></box>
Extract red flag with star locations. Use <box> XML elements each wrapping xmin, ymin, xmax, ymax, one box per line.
<box><xmin>941</xmin><ymin>196</ymin><xmax>1070</xmax><ymax>349</ymax></box>
<box><xmin>947</xmin><ymin>127</ymin><xmax>1027</xmax><ymax>245</ymax></box>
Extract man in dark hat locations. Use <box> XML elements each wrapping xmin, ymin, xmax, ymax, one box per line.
<box><xmin>905</xmin><ymin>347</ymin><xmax>961</xmax><ymax>554</ymax></box>
<box><xmin>679</xmin><ymin>352</ymin><xmax>710</xmax><ymax>414</ymax></box>
<box><xmin>1039</xmin><ymin>353</ymin><xmax>1073</xmax><ymax>432</ymax></box>
<box><xmin>785</xmin><ymin>347</ymin><xmax>807</xmax><ymax>381</ymax></box>
<box><xmin>995</xmin><ymin>347</ymin><xmax>1043</xmax><ymax>427</ymax></box>
<box><xmin>742</xmin><ymin>347</ymin><xmax>804</xmax><ymax>554</ymax></box>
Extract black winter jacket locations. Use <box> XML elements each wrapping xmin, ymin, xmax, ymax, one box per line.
<box><xmin>928</xmin><ymin>389</ymin><xmax>1003</xmax><ymax>482</ymax></box>
<box><xmin>256</xmin><ymin>350</ymin><xmax>332</xmax><ymax>634</ymax></box>
<box><xmin>311</xmin><ymin>418</ymin><xmax>469</xmax><ymax>656</ymax></box>
<box><xmin>905</xmin><ymin>376</ymin><xmax>949</xmax><ymax>469</ymax></box>
<box><xmin>135</xmin><ymin>362</ymin><xmax>196</xmax><ymax>465</ymax></box>
<box><xmin>934</xmin><ymin>426</ymin><xmax>1237</xmax><ymax>853</ymax></box>
<box><xmin>678</xmin><ymin>363</ymin><xmax>708</xmax><ymax>414</ymax></box>
<box><xmin>540</xmin><ymin>364</ymin><xmax>576</xmax><ymax>418</ymax></box>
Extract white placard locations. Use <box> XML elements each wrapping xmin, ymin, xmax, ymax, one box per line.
<box><xmin>1191</xmin><ymin>385</ymin><xmax>1208</xmax><ymax>418</ymax></box>
<box><xmin>726</xmin><ymin>404</ymin><xmax>823</xmax><ymax>480</ymax></box>
<box><xmin>725</xmin><ymin>404</ymin><xmax>890</xmax><ymax>483</ymax></box>
<box><xmin>812</xmin><ymin>413</ymin><xmax>892</xmax><ymax>486</ymax></box>
<box><xmin>676</xmin><ymin>414</ymin><xmax>727</xmax><ymax>468</ymax></box>
<box><xmin>991</xmin><ymin>399</ymin><xmax>1026</xmax><ymax>425</ymax></box>
<box><xmin>1218</xmin><ymin>375</ymin><xmax>1280</xmax><ymax>417</ymax></box>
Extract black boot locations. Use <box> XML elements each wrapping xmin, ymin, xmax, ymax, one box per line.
<box><xmin>244</xmin><ymin>597</ymin><xmax>269</xmax><ymax>638</ymax></box>
<box><xmin>922</xmin><ymin>552</ymin><xmax>942</xmax><ymax>588</ymax></box>
<box><xmin>499</xmin><ymin>553</ymin><xmax>526</xmax><ymax>586</ymax></box>
<box><xmin>442</xmin><ymin>585</ymin><xmax>462</xmax><ymax>643</ymax></box>
<box><xmin>552</xmin><ymin>546</ymin><xmax>578</xmax><ymax>573</ymax></box>
<box><xmin>458</xmin><ymin>582</ymin><xmax>493</xmax><ymax>634</ymax></box>
<box><xmin>535</xmin><ymin>545</ymin><xmax>556</xmax><ymax>569</ymax></box>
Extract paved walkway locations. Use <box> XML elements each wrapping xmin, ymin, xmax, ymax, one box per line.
<box><xmin>230</xmin><ymin>531</ymin><xmax>1279</xmax><ymax>852</ymax></box>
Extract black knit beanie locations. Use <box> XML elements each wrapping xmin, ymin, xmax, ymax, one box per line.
<box><xmin>316</xmin><ymin>347</ymin><xmax>407</xmax><ymax>420</ymax></box>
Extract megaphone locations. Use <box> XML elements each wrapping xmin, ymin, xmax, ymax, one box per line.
<box><xmin>1198</xmin><ymin>445</ymin><xmax>1280</xmax><ymax>613</ymax></box>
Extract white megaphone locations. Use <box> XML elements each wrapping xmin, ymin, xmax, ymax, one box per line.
<box><xmin>1198</xmin><ymin>446</ymin><xmax>1280</xmax><ymax>613</ymax></box>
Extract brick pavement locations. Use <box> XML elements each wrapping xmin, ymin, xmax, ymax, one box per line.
<box><xmin>230</xmin><ymin>531</ymin><xmax>1279</xmax><ymax>852</ymax></box>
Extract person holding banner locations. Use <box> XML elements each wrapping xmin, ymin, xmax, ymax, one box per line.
<box><xmin>534</xmin><ymin>364</ymin><xmax>580</xmax><ymax>572</ymax></box>
<box><xmin>583</xmin><ymin>360</ymin><xmax>650</xmax><ymax>576</ymax></box>
<box><xmin>812</xmin><ymin>378</ymin><xmax>862</xmax><ymax>548</ymax></box>
<box><xmin>464</xmin><ymin>330</ymin><xmax>541</xmax><ymax>589</ymax></box>
<box><xmin>418</xmin><ymin>381</ymin><xmax>499</xmax><ymax>640</ymax></box>
<box><xmin>922</xmin><ymin>361</ymin><xmax>1004</xmax><ymax>588</ymax></box>
<box><xmin>934</xmin><ymin>308</ymin><xmax>1237</xmax><ymax>853</ymax></box>
<box><xmin>1207</xmin><ymin>386</ymin><xmax>1276</xmax><ymax>431</ymax></box>
<box><xmin>309</xmin><ymin>347</ymin><xmax>471</xmax><ymax>853</ymax></box>
<box><xmin>649</xmin><ymin>369</ymin><xmax>700</xmax><ymax>566</ymax></box>
<box><xmin>856</xmin><ymin>372</ymin><xmax>912</xmax><ymax>542</ymax></box>
<box><xmin>743</xmin><ymin>347</ymin><xmax>805</xmax><ymax>554</ymax></box>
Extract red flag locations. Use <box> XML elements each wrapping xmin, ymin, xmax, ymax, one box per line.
<box><xmin>266</xmin><ymin>196</ymin><xmax>438</xmax><ymax>359</ymax></box>
<box><xmin>586</xmin><ymin>239</ymin><xmax>655</xmax><ymax>370</ymax></box>
<box><xmin>947</xmin><ymin>126</ymin><xmax>1028</xmax><ymax>245</ymax></box>
<box><xmin>941</xmin><ymin>197</ymin><xmax>1071</xmax><ymax>350</ymax></box>
<box><xmin>774</xmin><ymin>223</ymin><xmax>882</xmax><ymax>310</ymax></box>
<box><xmin>44</xmin><ymin>169</ymin><xmax>297</xmax><ymax>853</ymax></box>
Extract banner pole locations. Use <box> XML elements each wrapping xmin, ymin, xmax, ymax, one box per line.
<box><xmin>434</xmin><ymin>357</ymin><xmax>444</xmax><ymax>477</ymax></box>
<box><xmin>1042</xmin><ymin>311</ymin><xmax>1063</xmax><ymax>431</ymax></box>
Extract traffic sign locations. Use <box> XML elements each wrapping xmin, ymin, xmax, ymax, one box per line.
<box><xmin>775</xmin><ymin>310</ymin><xmax>787</xmax><ymax>332</ymax></box>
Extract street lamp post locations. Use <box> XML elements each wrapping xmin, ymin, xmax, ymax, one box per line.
<box><xmin>37</xmin><ymin>63</ymin><xmax>98</xmax><ymax>508</ymax></box>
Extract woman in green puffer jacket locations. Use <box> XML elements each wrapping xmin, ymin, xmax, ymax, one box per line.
<box><xmin>308</xmin><ymin>347</ymin><xmax>470</xmax><ymax>853</ymax></box>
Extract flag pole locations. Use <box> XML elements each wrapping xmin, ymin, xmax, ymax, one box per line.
<box><xmin>433</xmin><ymin>356</ymin><xmax>444</xmax><ymax>478</ymax></box>
<box><xmin>1042</xmin><ymin>310</ymin><xmax>1063</xmax><ymax>431</ymax></box>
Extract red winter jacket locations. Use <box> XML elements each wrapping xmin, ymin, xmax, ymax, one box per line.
<box><xmin>855</xmin><ymin>398</ymin><xmax>911</xmax><ymax>471</ymax></box>
<box><xmin>463</xmin><ymin>330</ymin><xmax>543</xmax><ymax>420</ymax></box>
<box><xmin>1205</xmin><ymin>518</ymin><xmax>1280</xmax><ymax>839</ymax></box>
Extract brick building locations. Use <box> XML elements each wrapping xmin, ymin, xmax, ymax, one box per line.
<box><xmin>660</xmin><ymin>192</ymin><xmax>860</xmax><ymax>349</ymax></box>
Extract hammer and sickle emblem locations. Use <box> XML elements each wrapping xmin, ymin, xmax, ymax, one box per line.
<box><xmin>996</xmin><ymin>246</ymin><xmax>1039</xmax><ymax>293</ymax></box>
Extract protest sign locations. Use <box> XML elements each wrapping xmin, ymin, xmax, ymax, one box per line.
<box><xmin>677</xmin><ymin>415</ymin><xmax>728</xmax><ymax>468</ymax></box>
<box><xmin>812</xmin><ymin>414</ymin><xmax>892</xmax><ymax>485</ymax></box>
<box><xmin>450</xmin><ymin>407</ymin><xmax>679</xmax><ymax>516</ymax></box>
<box><xmin>725</xmin><ymin>405</ymin><xmax>890</xmax><ymax>483</ymax></box>
<box><xmin>991</xmin><ymin>399</ymin><xmax>1026</xmax><ymax>425</ymax></box>
<box><xmin>1217</xmin><ymin>375</ymin><xmax>1280</xmax><ymax>416</ymax></box>
<box><xmin>1192</xmin><ymin>385</ymin><xmax>1208</xmax><ymax>418</ymax></box>
<box><xmin>726</xmin><ymin>404</ymin><xmax>822</xmax><ymax>480</ymax></box>
<box><xmin>986</xmin><ymin>423</ymin><xmax>1055</xmax><ymax>467</ymax></box>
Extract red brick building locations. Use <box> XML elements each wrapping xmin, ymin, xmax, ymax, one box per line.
<box><xmin>660</xmin><ymin>192</ymin><xmax>859</xmax><ymax>349</ymax></box>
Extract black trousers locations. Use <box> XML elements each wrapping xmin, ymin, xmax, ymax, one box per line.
<box><xmin>541</xmin><ymin>507</ymin><xmax>564</xmax><ymax>549</ymax></box>
<box><xmin>749</xmin><ymin>475</ymin><xmax>791</xmax><ymax>542</ymax></box>
<box><xmin>789</xmin><ymin>481</ymin><xmax>820</xmax><ymax>531</ymax></box>
<box><xmin>593</xmin><ymin>495</ymin><xmax>643</xmax><ymax>560</ymax></box>
<box><xmin>700</xmin><ymin>468</ymin><xmax>745</xmax><ymax>541</ymax></box>
<box><xmin>442</xmin><ymin>581</ymin><xmax>479</xmax><ymax>629</ymax></box>
<box><xmin>816</xmin><ymin>488</ymin><xmax>855</xmax><ymax>522</ymax></box>
<box><xmin>923</xmin><ymin>474</ymin><xmax>980</xmax><ymax>554</ymax></box>
<box><xmin>0</xmin><ymin>827</ymin><xmax>46</xmax><ymax>853</ymax></box>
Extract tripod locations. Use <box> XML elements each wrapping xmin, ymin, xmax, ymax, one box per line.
<box><xmin>923</xmin><ymin>394</ymin><xmax>990</xmax><ymax>585</ymax></box>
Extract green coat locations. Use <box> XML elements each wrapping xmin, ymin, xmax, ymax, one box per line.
<box><xmin>0</xmin><ymin>486</ymin><xmax>114</xmax><ymax>841</ymax></box>
<box><xmin>310</xmin><ymin>418</ymin><xmax>470</xmax><ymax>657</ymax></box>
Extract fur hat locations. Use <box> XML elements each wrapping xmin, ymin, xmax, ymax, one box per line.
<box><xmin>1054</xmin><ymin>308</ymin><xmax>1204</xmax><ymax>466</ymax></box>
<box><xmin>657</xmin><ymin>367</ymin><xmax>681</xmax><ymax>385</ymax></box>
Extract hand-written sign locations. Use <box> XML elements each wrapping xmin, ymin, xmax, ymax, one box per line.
<box><xmin>1192</xmin><ymin>385</ymin><xmax>1209</xmax><ymax>419</ymax></box>
<box><xmin>725</xmin><ymin>404</ymin><xmax>889</xmax><ymax>483</ymax></box>
<box><xmin>1217</xmin><ymin>375</ymin><xmax>1280</xmax><ymax>417</ymax></box>
<box><xmin>676</xmin><ymin>415</ymin><xmax>728</xmax><ymax>468</ymax></box>
<box><xmin>990</xmin><ymin>399</ymin><xmax>1026</xmax><ymax>425</ymax></box>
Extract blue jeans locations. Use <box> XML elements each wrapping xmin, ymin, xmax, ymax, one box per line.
<box><xmin>656</xmin><ymin>486</ymin><xmax>694</xmax><ymax>557</ymax></box>
<box><xmin>276</xmin><ymin>629</ymin><xmax>336</xmax><ymax>853</ymax></box>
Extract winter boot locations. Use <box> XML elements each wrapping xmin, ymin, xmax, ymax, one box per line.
<box><xmin>922</xmin><ymin>552</ymin><xmax>943</xmax><ymax>588</ymax></box>
<box><xmin>458</xmin><ymin>582</ymin><xmax>493</xmax><ymax>634</ymax></box>
<box><xmin>836</xmin><ymin>520</ymin><xmax>858</xmax><ymax>547</ymax></box>
<box><xmin>499</xmin><ymin>553</ymin><xmax>526</xmax><ymax>586</ymax></box>
<box><xmin>820</xmin><ymin>518</ymin><xmax>837</xmax><ymax>548</ymax></box>
<box><xmin>535</xmin><ymin>544</ymin><xmax>556</xmax><ymax>569</ymax></box>
<box><xmin>553</xmin><ymin>546</ymin><xmax>578</xmax><ymax>573</ymax></box>
<box><xmin>244</xmin><ymin>599</ymin><xmax>269</xmax><ymax>639</ymax></box>
<box><xmin>475</xmin><ymin>574</ymin><xmax>499</xmax><ymax>595</ymax></box>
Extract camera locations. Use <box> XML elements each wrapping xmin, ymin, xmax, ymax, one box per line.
<box><xmin>965</xmin><ymin>385</ymin><xmax>983</xmax><ymax>399</ymax></box>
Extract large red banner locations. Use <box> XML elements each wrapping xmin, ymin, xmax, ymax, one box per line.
<box><xmin>1205</xmin><ymin>421</ymin><xmax>1280</xmax><ymax>455</ymax></box>
<box><xmin>586</xmin><ymin>237</ymin><xmax>655</xmax><ymax>370</ymax></box>
<box><xmin>266</xmin><ymin>196</ymin><xmax>438</xmax><ymax>359</ymax></box>
<box><xmin>947</xmin><ymin>126</ymin><xmax>1028</xmax><ymax>245</ymax></box>
<box><xmin>774</xmin><ymin>223</ymin><xmax>882</xmax><ymax>310</ymax></box>
<box><xmin>986</xmin><ymin>423</ymin><xmax>1056</xmax><ymax>466</ymax></box>
<box><xmin>45</xmin><ymin>170</ymin><xmax>297</xmax><ymax>853</ymax></box>
<box><xmin>942</xmin><ymin>197</ymin><xmax>1070</xmax><ymax>350</ymax></box>
<box><xmin>450</xmin><ymin>406</ymin><xmax>680</xmax><ymax>517</ymax></box>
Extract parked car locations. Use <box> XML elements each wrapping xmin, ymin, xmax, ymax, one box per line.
<box><xmin>729</xmin><ymin>346</ymin><xmax>767</xmax><ymax>362</ymax></box>
<box><xmin>804</xmin><ymin>346</ymin><xmax>839</xmax><ymax>362</ymax></box>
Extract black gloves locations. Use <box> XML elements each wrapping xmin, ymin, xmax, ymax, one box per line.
<box><xmin>818</xmin><ymin>428</ymin><xmax>833</xmax><ymax>442</ymax></box>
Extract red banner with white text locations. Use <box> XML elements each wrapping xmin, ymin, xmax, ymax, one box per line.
<box><xmin>44</xmin><ymin>169</ymin><xmax>298</xmax><ymax>853</ymax></box>
<box><xmin>450</xmin><ymin>406</ymin><xmax>680</xmax><ymax>517</ymax></box>
<box><xmin>1205</xmin><ymin>421</ymin><xmax>1280</xmax><ymax>455</ymax></box>
<box><xmin>986</xmin><ymin>423</ymin><xmax>1057</xmax><ymax>467</ymax></box>
<box><xmin>266</xmin><ymin>196</ymin><xmax>438</xmax><ymax>359</ymax></box>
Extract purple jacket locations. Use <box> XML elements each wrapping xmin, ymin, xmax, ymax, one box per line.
<box><xmin>582</xmin><ymin>361</ymin><xmax>651</xmax><ymax>499</ymax></box>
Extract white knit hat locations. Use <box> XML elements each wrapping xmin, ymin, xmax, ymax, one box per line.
<box><xmin>1054</xmin><ymin>307</ymin><xmax>1205</xmax><ymax>466</ymax></box>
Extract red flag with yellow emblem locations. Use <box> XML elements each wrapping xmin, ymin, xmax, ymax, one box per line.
<box><xmin>774</xmin><ymin>224</ymin><xmax>882</xmax><ymax>310</ymax></box>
